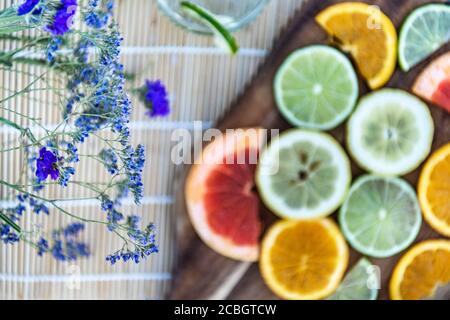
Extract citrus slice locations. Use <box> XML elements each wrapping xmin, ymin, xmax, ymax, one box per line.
<box><xmin>185</xmin><ymin>128</ymin><xmax>265</xmax><ymax>261</ymax></box>
<box><xmin>316</xmin><ymin>2</ymin><xmax>397</xmax><ymax>89</ymax></box>
<box><xmin>398</xmin><ymin>4</ymin><xmax>450</xmax><ymax>71</ymax></box>
<box><xmin>347</xmin><ymin>89</ymin><xmax>434</xmax><ymax>176</ymax></box>
<box><xmin>418</xmin><ymin>143</ymin><xmax>450</xmax><ymax>237</ymax></box>
<box><xmin>327</xmin><ymin>258</ymin><xmax>379</xmax><ymax>300</ymax></box>
<box><xmin>260</xmin><ymin>218</ymin><xmax>349</xmax><ymax>300</ymax></box>
<box><xmin>180</xmin><ymin>1</ymin><xmax>239</xmax><ymax>54</ymax></box>
<box><xmin>256</xmin><ymin>129</ymin><xmax>351</xmax><ymax>220</ymax></box>
<box><xmin>274</xmin><ymin>45</ymin><xmax>359</xmax><ymax>130</ymax></box>
<box><xmin>339</xmin><ymin>175</ymin><xmax>422</xmax><ymax>258</ymax></box>
<box><xmin>390</xmin><ymin>240</ymin><xmax>450</xmax><ymax>300</ymax></box>
<box><xmin>413</xmin><ymin>51</ymin><xmax>450</xmax><ymax>113</ymax></box>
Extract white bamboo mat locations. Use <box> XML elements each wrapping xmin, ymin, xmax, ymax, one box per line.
<box><xmin>0</xmin><ymin>0</ymin><xmax>305</xmax><ymax>299</ymax></box>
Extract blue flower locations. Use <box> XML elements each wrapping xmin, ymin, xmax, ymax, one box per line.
<box><xmin>127</xmin><ymin>215</ymin><xmax>140</xmax><ymax>229</ymax></box>
<box><xmin>0</xmin><ymin>225</ymin><xmax>9</xmax><ymax>237</ymax></box>
<box><xmin>50</xmin><ymin>222</ymin><xmax>90</xmax><ymax>261</ymax></box>
<box><xmin>29</xmin><ymin>198</ymin><xmax>49</xmax><ymax>215</ymax></box>
<box><xmin>141</xmin><ymin>80</ymin><xmax>170</xmax><ymax>118</ymax></box>
<box><xmin>17</xmin><ymin>0</ymin><xmax>40</xmax><ymax>16</ymax></box>
<box><xmin>37</xmin><ymin>237</ymin><xmax>49</xmax><ymax>256</ymax></box>
<box><xmin>14</xmin><ymin>204</ymin><xmax>26</xmax><ymax>216</ymax></box>
<box><xmin>99</xmin><ymin>149</ymin><xmax>119</xmax><ymax>175</ymax></box>
<box><xmin>123</xmin><ymin>145</ymin><xmax>145</xmax><ymax>204</ymax></box>
<box><xmin>121</xmin><ymin>252</ymin><xmax>132</xmax><ymax>262</ymax></box>
<box><xmin>58</xmin><ymin>166</ymin><xmax>75</xmax><ymax>187</ymax></box>
<box><xmin>100</xmin><ymin>197</ymin><xmax>113</xmax><ymax>211</ymax></box>
<box><xmin>64</xmin><ymin>142</ymin><xmax>79</xmax><ymax>163</ymax></box>
<box><xmin>0</xmin><ymin>224</ymin><xmax>20</xmax><ymax>244</ymax></box>
<box><xmin>89</xmin><ymin>0</ymin><xmax>99</xmax><ymax>7</ymax></box>
<box><xmin>46</xmin><ymin>37</ymin><xmax>62</xmax><ymax>63</ymax></box>
<box><xmin>17</xmin><ymin>194</ymin><xmax>29</xmax><ymax>203</ymax></box>
<box><xmin>105</xmin><ymin>252</ymin><xmax>120</xmax><ymax>265</ymax></box>
<box><xmin>106</xmin><ymin>221</ymin><xmax>158</xmax><ymax>265</ymax></box>
<box><xmin>114</xmin><ymin>182</ymin><xmax>129</xmax><ymax>205</ymax></box>
<box><xmin>100</xmin><ymin>196</ymin><xmax>123</xmax><ymax>231</ymax></box>
<box><xmin>85</xmin><ymin>11</ymin><xmax>109</xmax><ymax>29</ymax></box>
<box><xmin>107</xmin><ymin>210</ymin><xmax>123</xmax><ymax>231</ymax></box>
<box><xmin>36</xmin><ymin>147</ymin><xmax>59</xmax><ymax>181</ymax></box>
<box><xmin>32</xmin><ymin>178</ymin><xmax>45</xmax><ymax>192</ymax></box>
<box><xmin>45</xmin><ymin>0</ymin><xmax>78</xmax><ymax>35</ymax></box>
<box><xmin>73</xmin><ymin>38</ymin><xmax>92</xmax><ymax>63</ymax></box>
<box><xmin>63</xmin><ymin>222</ymin><xmax>84</xmax><ymax>237</ymax></box>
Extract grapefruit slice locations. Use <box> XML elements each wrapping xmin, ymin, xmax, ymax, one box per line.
<box><xmin>413</xmin><ymin>51</ymin><xmax>450</xmax><ymax>113</ymax></box>
<box><xmin>185</xmin><ymin>128</ymin><xmax>265</xmax><ymax>261</ymax></box>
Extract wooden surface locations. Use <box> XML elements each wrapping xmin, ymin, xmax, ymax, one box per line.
<box><xmin>170</xmin><ymin>0</ymin><xmax>450</xmax><ymax>300</ymax></box>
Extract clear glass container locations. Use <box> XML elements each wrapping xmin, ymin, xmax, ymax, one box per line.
<box><xmin>156</xmin><ymin>0</ymin><xmax>270</xmax><ymax>34</ymax></box>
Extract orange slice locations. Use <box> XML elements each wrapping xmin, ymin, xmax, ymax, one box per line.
<box><xmin>418</xmin><ymin>143</ymin><xmax>450</xmax><ymax>237</ymax></box>
<box><xmin>316</xmin><ymin>2</ymin><xmax>397</xmax><ymax>89</ymax></box>
<box><xmin>413</xmin><ymin>51</ymin><xmax>450</xmax><ymax>113</ymax></box>
<box><xmin>185</xmin><ymin>128</ymin><xmax>265</xmax><ymax>262</ymax></box>
<box><xmin>390</xmin><ymin>240</ymin><xmax>450</xmax><ymax>300</ymax></box>
<box><xmin>260</xmin><ymin>219</ymin><xmax>349</xmax><ymax>300</ymax></box>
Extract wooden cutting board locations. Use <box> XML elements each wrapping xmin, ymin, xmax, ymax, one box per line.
<box><xmin>169</xmin><ymin>0</ymin><xmax>450</xmax><ymax>300</ymax></box>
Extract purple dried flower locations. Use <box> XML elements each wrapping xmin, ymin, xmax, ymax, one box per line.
<box><xmin>142</xmin><ymin>80</ymin><xmax>170</xmax><ymax>118</ymax></box>
<box><xmin>17</xmin><ymin>0</ymin><xmax>40</xmax><ymax>16</ymax></box>
<box><xmin>45</xmin><ymin>0</ymin><xmax>78</xmax><ymax>35</ymax></box>
<box><xmin>36</xmin><ymin>147</ymin><xmax>59</xmax><ymax>181</ymax></box>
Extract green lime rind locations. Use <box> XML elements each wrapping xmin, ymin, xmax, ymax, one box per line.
<box><xmin>347</xmin><ymin>89</ymin><xmax>434</xmax><ymax>176</ymax></box>
<box><xmin>180</xmin><ymin>1</ymin><xmax>239</xmax><ymax>54</ymax></box>
<box><xmin>256</xmin><ymin>129</ymin><xmax>352</xmax><ymax>220</ymax></box>
<box><xmin>274</xmin><ymin>45</ymin><xmax>359</xmax><ymax>130</ymax></box>
<box><xmin>398</xmin><ymin>3</ymin><xmax>450</xmax><ymax>71</ymax></box>
<box><xmin>339</xmin><ymin>175</ymin><xmax>422</xmax><ymax>259</ymax></box>
<box><xmin>327</xmin><ymin>258</ymin><xmax>379</xmax><ymax>300</ymax></box>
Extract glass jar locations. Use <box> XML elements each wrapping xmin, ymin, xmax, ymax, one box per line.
<box><xmin>156</xmin><ymin>0</ymin><xmax>270</xmax><ymax>34</ymax></box>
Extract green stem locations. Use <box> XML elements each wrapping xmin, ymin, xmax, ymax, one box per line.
<box><xmin>0</xmin><ymin>7</ymin><xmax>33</xmax><ymax>35</ymax></box>
<box><xmin>0</xmin><ymin>116</ymin><xmax>38</xmax><ymax>143</ymax></box>
<box><xmin>0</xmin><ymin>211</ymin><xmax>21</xmax><ymax>233</ymax></box>
<box><xmin>0</xmin><ymin>179</ymin><xmax>107</xmax><ymax>226</ymax></box>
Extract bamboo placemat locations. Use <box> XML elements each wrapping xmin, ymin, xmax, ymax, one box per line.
<box><xmin>0</xmin><ymin>0</ymin><xmax>305</xmax><ymax>300</ymax></box>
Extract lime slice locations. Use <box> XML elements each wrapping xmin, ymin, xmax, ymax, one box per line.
<box><xmin>180</xmin><ymin>1</ymin><xmax>239</xmax><ymax>55</ymax></box>
<box><xmin>256</xmin><ymin>129</ymin><xmax>351</xmax><ymax>219</ymax></box>
<box><xmin>347</xmin><ymin>89</ymin><xmax>434</xmax><ymax>176</ymax></box>
<box><xmin>274</xmin><ymin>45</ymin><xmax>358</xmax><ymax>130</ymax></box>
<box><xmin>339</xmin><ymin>175</ymin><xmax>422</xmax><ymax>258</ymax></box>
<box><xmin>327</xmin><ymin>258</ymin><xmax>379</xmax><ymax>300</ymax></box>
<box><xmin>399</xmin><ymin>4</ymin><xmax>450</xmax><ymax>71</ymax></box>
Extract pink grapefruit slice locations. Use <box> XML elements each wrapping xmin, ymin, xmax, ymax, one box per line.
<box><xmin>413</xmin><ymin>51</ymin><xmax>450</xmax><ymax>113</ymax></box>
<box><xmin>185</xmin><ymin>128</ymin><xmax>266</xmax><ymax>261</ymax></box>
